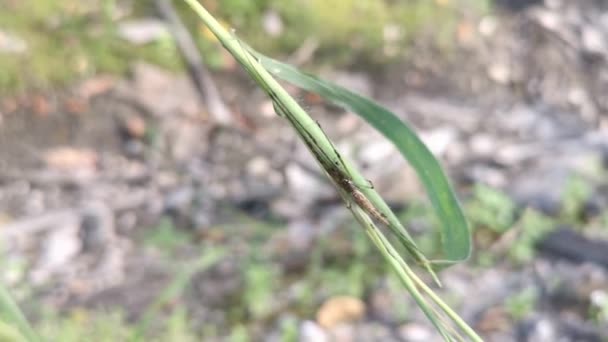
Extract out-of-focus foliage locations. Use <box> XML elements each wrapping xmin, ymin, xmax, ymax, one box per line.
<box><xmin>0</xmin><ymin>1</ymin><xmax>180</xmax><ymax>91</ymax></box>
<box><xmin>467</xmin><ymin>184</ymin><xmax>517</xmax><ymax>233</ymax></box>
<box><xmin>561</xmin><ymin>175</ymin><xmax>593</xmax><ymax>222</ymax></box>
<box><xmin>144</xmin><ymin>217</ymin><xmax>191</xmax><ymax>254</ymax></box>
<box><xmin>38</xmin><ymin>309</ymin><xmax>199</xmax><ymax>342</ymax></box>
<box><xmin>0</xmin><ymin>0</ymin><xmax>490</xmax><ymax>92</ymax></box>
<box><xmin>504</xmin><ymin>287</ymin><xmax>538</xmax><ymax>320</ymax></box>
<box><xmin>228</xmin><ymin>0</ymin><xmax>488</xmax><ymax>65</ymax></box>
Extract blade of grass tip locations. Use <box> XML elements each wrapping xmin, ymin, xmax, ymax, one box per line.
<box><xmin>394</xmin><ymin>252</ymin><xmax>481</xmax><ymax>341</ymax></box>
<box><xmin>405</xmin><ymin>266</ymin><xmax>483</xmax><ymax>342</ymax></box>
<box><xmin>361</xmin><ymin>216</ymin><xmax>453</xmax><ymax>340</ymax></box>
<box><xmin>357</xmin><ymin>202</ymin><xmax>473</xmax><ymax>341</ymax></box>
<box><xmin>380</xmin><ymin>235</ymin><xmax>466</xmax><ymax>342</ymax></box>
<box><xmin>340</xmin><ymin>192</ymin><xmax>452</xmax><ymax>339</ymax></box>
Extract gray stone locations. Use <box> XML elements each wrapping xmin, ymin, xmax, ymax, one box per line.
<box><xmin>118</xmin><ymin>19</ymin><xmax>169</xmax><ymax>45</ymax></box>
<box><xmin>0</xmin><ymin>30</ymin><xmax>27</xmax><ymax>54</ymax></box>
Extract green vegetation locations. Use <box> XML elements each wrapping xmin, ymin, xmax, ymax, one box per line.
<box><xmin>504</xmin><ymin>287</ymin><xmax>538</xmax><ymax>320</ymax></box>
<box><xmin>0</xmin><ymin>0</ymin><xmax>490</xmax><ymax>93</ymax></box>
<box><xmin>467</xmin><ymin>184</ymin><xmax>517</xmax><ymax>233</ymax></box>
<box><xmin>561</xmin><ymin>175</ymin><xmax>593</xmax><ymax>223</ymax></box>
<box><xmin>144</xmin><ymin>217</ymin><xmax>192</xmax><ymax>253</ymax></box>
<box><xmin>243</xmin><ymin>261</ymin><xmax>279</xmax><ymax>319</ymax></box>
<box><xmin>0</xmin><ymin>1</ymin><xmax>182</xmax><ymax>92</ymax></box>
<box><xmin>37</xmin><ymin>308</ymin><xmax>200</xmax><ymax>342</ymax></box>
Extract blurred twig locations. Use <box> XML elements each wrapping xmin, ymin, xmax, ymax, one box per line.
<box><xmin>155</xmin><ymin>0</ymin><xmax>233</xmax><ymax>125</ymax></box>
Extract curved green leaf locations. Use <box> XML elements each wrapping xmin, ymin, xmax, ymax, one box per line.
<box><xmin>254</xmin><ymin>54</ymin><xmax>471</xmax><ymax>265</ymax></box>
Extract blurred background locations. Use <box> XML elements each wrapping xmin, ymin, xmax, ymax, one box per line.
<box><xmin>1</xmin><ymin>0</ymin><xmax>607</xmax><ymax>341</ymax></box>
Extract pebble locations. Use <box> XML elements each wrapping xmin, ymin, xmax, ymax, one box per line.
<box><xmin>469</xmin><ymin>133</ymin><xmax>497</xmax><ymax>157</ymax></box>
<box><xmin>285</xmin><ymin>163</ymin><xmax>332</xmax><ymax>202</ymax></box>
<box><xmin>487</xmin><ymin>62</ymin><xmax>511</xmax><ymax>84</ymax></box>
<box><xmin>397</xmin><ymin>323</ymin><xmax>434</xmax><ymax>342</ymax></box>
<box><xmin>479</xmin><ymin>16</ymin><xmax>499</xmax><ymax>37</ymax></box>
<box><xmin>43</xmin><ymin>147</ymin><xmax>99</xmax><ymax>172</ymax></box>
<box><xmin>31</xmin><ymin>221</ymin><xmax>81</xmax><ymax>285</ymax></box>
<box><xmin>247</xmin><ymin>156</ymin><xmax>272</xmax><ymax>177</ymax></box>
<box><xmin>118</xmin><ymin>19</ymin><xmax>169</xmax><ymax>45</ymax></box>
<box><xmin>0</xmin><ymin>29</ymin><xmax>27</xmax><ymax>54</ymax></box>
<box><xmin>358</xmin><ymin>139</ymin><xmax>394</xmax><ymax>165</ymax></box>
<box><xmin>419</xmin><ymin>127</ymin><xmax>457</xmax><ymax>157</ymax></box>
<box><xmin>262</xmin><ymin>10</ymin><xmax>284</xmax><ymax>37</ymax></box>
<box><xmin>581</xmin><ymin>26</ymin><xmax>606</xmax><ymax>55</ymax></box>
<box><xmin>300</xmin><ymin>320</ymin><xmax>329</xmax><ymax>342</ymax></box>
<box><xmin>316</xmin><ymin>296</ymin><xmax>366</xmax><ymax>329</ymax></box>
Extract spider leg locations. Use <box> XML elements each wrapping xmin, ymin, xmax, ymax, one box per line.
<box><xmin>313</xmin><ymin>121</ymin><xmax>375</xmax><ymax>190</ymax></box>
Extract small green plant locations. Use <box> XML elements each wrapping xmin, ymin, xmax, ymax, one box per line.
<box><xmin>163</xmin><ymin>308</ymin><xmax>198</xmax><ymax>342</ymax></box>
<box><xmin>508</xmin><ymin>209</ymin><xmax>555</xmax><ymax>264</ymax></box>
<box><xmin>504</xmin><ymin>287</ymin><xmax>537</xmax><ymax>320</ymax></box>
<box><xmin>143</xmin><ymin>217</ymin><xmax>191</xmax><ymax>253</ymax></box>
<box><xmin>228</xmin><ymin>324</ymin><xmax>249</xmax><ymax>342</ymax></box>
<box><xmin>467</xmin><ymin>184</ymin><xmax>517</xmax><ymax>233</ymax></box>
<box><xmin>561</xmin><ymin>175</ymin><xmax>593</xmax><ymax>222</ymax></box>
<box><xmin>243</xmin><ymin>262</ymin><xmax>279</xmax><ymax>319</ymax></box>
<box><xmin>278</xmin><ymin>315</ymin><xmax>298</xmax><ymax>342</ymax></box>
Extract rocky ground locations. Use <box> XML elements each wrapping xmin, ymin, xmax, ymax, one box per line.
<box><xmin>1</xmin><ymin>1</ymin><xmax>608</xmax><ymax>341</ymax></box>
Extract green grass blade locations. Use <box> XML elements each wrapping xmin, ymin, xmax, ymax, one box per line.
<box><xmin>0</xmin><ymin>284</ymin><xmax>39</xmax><ymax>342</ymax></box>
<box><xmin>251</xmin><ymin>55</ymin><xmax>471</xmax><ymax>266</ymax></box>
